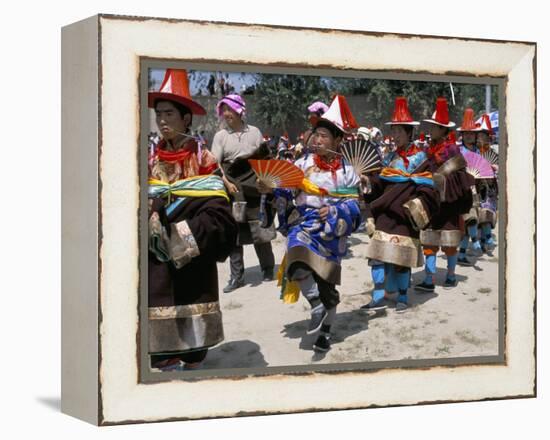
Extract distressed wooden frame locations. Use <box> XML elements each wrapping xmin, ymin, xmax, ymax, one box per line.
<box><xmin>61</xmin><ymin>14</ymin><xmax>536</xmax><ymax>425</ymax></box>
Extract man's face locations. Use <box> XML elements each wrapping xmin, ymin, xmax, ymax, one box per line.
<box><xmin>390</xmin><ymin>125</ymin><xmax>410</xmax><ymax>149</ymax></box>
<box><xmin>463</xmin><ymin>131</ymin><xmax>477</xmax><ymax>147</ymax></box>
<box><xmin>155</xmin><ymin>101</ymin><xmax>189</xmax><ymax>142</ymax></box>
<box><xmin>428</xmin><ymin>124</ymin><xmax>448</xmax><ymax>143</ymax></box>
<box><xmin>477</xmin><ymin>131</ymin><xmax>491</xmax><ymax>148</ymax></box>
<box><xmin>311</xmin><ymin>127</ymin><xmax>340</xmax><ymax>156</ymax></box>
<box><xmin>221</xmin><ymin>104</ymin><xmax>241</xmax><ymax>129</ymax></box>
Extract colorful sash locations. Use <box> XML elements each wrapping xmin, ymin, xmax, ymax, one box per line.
<box><xmin>149</xmin><ymin>175</ymin><xmax>230</xmax><ymax>215</ymax></box>
<box><xmin>379</xmin><ymin>167</ymin><xmax>433</xmax><ymax>186</ymax></box>
<box><xmin>298</xmin><ymin>178</ymin><xmax>359</xmax><ymax>198</ymax></box>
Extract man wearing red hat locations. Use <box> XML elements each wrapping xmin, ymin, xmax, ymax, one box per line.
<box><xmin>147</xmin><ymin>69</ymin><xmax>238</xmax><ymax>371</ymax></box>
<box><xmin>260</xmin><ymin>95</ymin><xmax>362</xmax><ymax>352</ymax></box>
<box><xmin>360</xmin><ymin>97</ymin><xmax>439</xmax><ymax>313</ymax></box>
<box><xmin>149</xmin><ymin>70</ymin><xmax>219</xmax><ymax>181</ymax></box>
<box><xmin>415</xmin><ymin>98</ymin><xmax>475</xmax><ymax>292</ymax></box>
<box><xmin>456</xmin><ymin>108</ymin><xmax>483</xmax><ymax>266</ymax></box>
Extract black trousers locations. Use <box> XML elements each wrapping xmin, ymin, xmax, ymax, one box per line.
<box><xmin>229</xmin><ymin>242</ymin><xmax>275</xmax><ymax>281</ymax></box>
<box><xmin>288</xmin><ymin>262</ymin><xmax>340</xmax><ymax>309</ymax></box>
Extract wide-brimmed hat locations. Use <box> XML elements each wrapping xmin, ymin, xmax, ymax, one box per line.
<box><xmin>475</xmin><ymin>114</ymin><xmax>494</xmax><ymax>135</ymax></box>
<box><xmin>148</xmin><ymin>69</ymin><xmax>206</xmax><ymax>115</ymax></box>
<box><xmin>216</xmin><ymin>94</ymin><xmax>246</xmax><ymax>118</ymax></box>
<box><xmin>385</xmin><ymin>97</ymin><xmax>420</xmax><ymax>126</ymax></box>
<box><xmin>311</xmin><ymin>95</ymin><xmax>359</xmax><ymax>134</ymax></box>
<box><xmin>423</xmin><ymin>97</ymin><xmax>456</xmax><ymax>128</ymax></box>
<box><xmin>457</xmin><ymin>108</ymin><xmax>479</xmax><ymax>132</ymax></box>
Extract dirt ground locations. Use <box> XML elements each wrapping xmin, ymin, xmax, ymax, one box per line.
<box><xmin>200</xmin><ymin>228</ymin><xmax>500</xmax><ymax>369</ymax></box>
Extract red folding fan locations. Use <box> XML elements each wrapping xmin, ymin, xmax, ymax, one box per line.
<box><xmin>248</xmin><ymin>159</ymin><xmax>305</xmax><ymax>189</ymax></box>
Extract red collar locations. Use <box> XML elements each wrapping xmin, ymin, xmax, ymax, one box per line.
<box><xmin>427</xmin><ymin>140</ymin><xmax>448</xmax><ymax>164</ymax></box>
<box><xmin>314</xmin><ymin>154</ymin><xmax>341</xmax><ymax>172</ymax></box>
<box><xmin>314</xmin><ymin>154</ymin><xmax>342</xmax><ymax>185</ymax></box>
<box><xmin>156</xmin><ymin>139</ymin><xmax>198</xmax><ymax>163</ymax></box>
<box><xmin>396</xmin><ymin>144</ymin><xmax>422</xmax><ymax>168</ymax></box>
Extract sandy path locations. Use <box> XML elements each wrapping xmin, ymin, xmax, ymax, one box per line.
<box><xmin>201</xmin><ymin>230</ymin><xmax>499</xmax><ymax>369</ymax></box>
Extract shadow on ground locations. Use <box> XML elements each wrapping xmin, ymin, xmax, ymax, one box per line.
<box><xmin>36</xmin><ymin>397</ymin><xmax>61</xmax><ymax>412</ymax></box>
<box><xmin>202</xmin><ymin>339</ymin><xmax>268</xmax><ymax>369</ymax></box>
<box><xmin>237</xmin><ymin>264</ymin><xmax>280</xmax><ymax>288</ymax></box>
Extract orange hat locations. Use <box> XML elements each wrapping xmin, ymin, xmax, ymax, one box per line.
<box><xmin>148</xmin><ymin>69</ymin><xmax>206</xmax><ymax>115</ymax></box>
<box><xmin>423</xmin><ymin>97</ymin><xmax>456</xmax><ymax>128</ymax></box>
<box><xmin>311</xmin><ymin>95</ymin><xmax>359</xmax><ymax>133</ymax></box>
<box><xmin>385</xmin><ymin>97</ymin><xmax>419</xmax><ymax>126</ymax></box>
<box><xmin>457</xmin><ymin>108</ymin><xmax>479</xmax><ymax>132</ymax></box>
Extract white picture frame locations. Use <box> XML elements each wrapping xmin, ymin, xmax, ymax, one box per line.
<box><xmin>61</xmin><ymin>14</ymin><xmax>536</xmax><ymax>425</ymax></box>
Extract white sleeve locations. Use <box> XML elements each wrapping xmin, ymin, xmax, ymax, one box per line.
<box><xmin>210</xmin><ymin>131</ymin><xmax>225</xmax><ymax>164</ymax></box>
<box><xmin>253</xmin><ymin>126</ymin><xmax>263</xmax><ymax>148</ymax></box>
<box><xmin>344</xmin><ymin>165</ymin><xmax>360</xmax><ymax>188</ymax></box>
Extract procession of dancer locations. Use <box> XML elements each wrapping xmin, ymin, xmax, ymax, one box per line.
<box><xmin>147</xmin><ymin>69</ymin><xmax>500</xmax><ymax>369</ymax></box>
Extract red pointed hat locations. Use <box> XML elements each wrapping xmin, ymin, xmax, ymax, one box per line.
<box><xmin>476</xmin><ymin>114</ymin><xmax>494</xmax><ymax>135</ymax></box>
<box><xmin>312</xmin><ymin>95</ymin><xmax>359</xmax><ymax>133</ymax></box>
<box><xmin>423</xmin><ymin>97</ymin><xmax>456</xmax><ymax>128</ymax></box>
<box><xmin>457</xmin><ymin>108</ymin><xmax>479</xmax><ymax>132</ymax></box>
<box><xmin>148</xmin><ymin>69</ymin><xmax>206</xmax><ymax>115</ymax></box>
<box><xmin>385</xmin><ymin>97</ymin><xmax>419</xmax><ymax>126</ymax></box>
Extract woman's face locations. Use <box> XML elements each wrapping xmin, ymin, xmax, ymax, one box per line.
<box><xmin>311</xmin><ymin>127</ymin><xmax>341</xmax><ymax>156</ymax></box>
<box><xmin>221</xmin><ymin>103</ymin><xmax>242</xmax><ymax>129</ymax></box>
<box><xmin>390</xmin><ymin>125</ymin><xmax>410</xmax><ymax>149</ymax></box>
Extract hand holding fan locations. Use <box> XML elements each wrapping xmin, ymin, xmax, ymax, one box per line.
<box><xmin>341</xmin><ymin>138</ymin><xmax>382</xmax><ymax>176</ymax></box>
<box><xmin>463</xmin><ymin>150</ymin><xmax>495</xmax><ymax>179</ymax></box>
<box><xmin>248</xmin><ymin>159</ymin><xmax>305</xmax><ymax>189</ymax></box>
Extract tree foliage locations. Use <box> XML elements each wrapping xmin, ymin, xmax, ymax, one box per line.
<box><xmin>251</xmin><ymin>74</ymin><xmax>498</xmax><ymax>138</ymax></box>
<box><xmin>252</xmin><ymin>74</ymin><xmax>331</xmax><ymax>138</ymax></box>
<box><xmin>329</xmin><ymin>78</ymin><xmax>498</xmax><ymax>129</ymax></box>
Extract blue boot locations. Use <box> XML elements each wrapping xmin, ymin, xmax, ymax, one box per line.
<box><xmin>361</xmin><ymin>264</ymin><xmax>387</xmax><ymax>311</ymax></box>
<box><xmin>416</xmin><ymin>254</ymin><xmax>436</xmax><ymax>292</ymax></box>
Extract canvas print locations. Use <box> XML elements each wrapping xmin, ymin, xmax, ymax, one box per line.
<box><xmin>144</xmin><ymin>66</ymin><xmax>502</xmax><ymax>375</ymax></box>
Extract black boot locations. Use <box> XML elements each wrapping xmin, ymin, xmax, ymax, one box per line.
<box><xmin>262</xmin><ymin>267</ymin><xmax>274</xmax><ymax>281</ymax></box>
<box><xmin>223</xmin><ymin>277</ymin><xmax>244</xmax><ymax>293</ymax></box>
<box><xmin>313</xmin><ymin>325</ymin><xmax>332</xmax><ymax>352</ymax></box>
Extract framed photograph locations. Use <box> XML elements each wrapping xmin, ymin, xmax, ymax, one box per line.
<box><xmin>61</xmin><ymin>14</ymin><xmax>536</xmax><ymax>425</ymax></box>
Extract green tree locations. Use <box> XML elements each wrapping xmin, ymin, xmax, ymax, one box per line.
<box><xmin>329</xmin><ymin>77</ymin><xmax>497</xmax><ymax>130</ymax></box>
<box><xmin>253</xmin><ymin>74</ymin><xmax>331</xmax><ymax>140</ymax></box>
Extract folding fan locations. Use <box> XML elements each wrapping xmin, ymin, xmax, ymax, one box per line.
<box><xmin>463</xmin><ymin>150</ymin><xmax>495</xmax><ymax>179</ymax></box>
<box><xmin>248</xmin><ymin>159</ymin><xmax>305</xmax><ymax>189</ymax></box>
<box><xmin>341</xmin><ymin>139</ymin><xmax>382</xmax><ymax>176</ymax></box>
<box><xmin>481</xmin><ymin>149</ymin><xmax>499</xmax><ymax>166</ymax></box>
